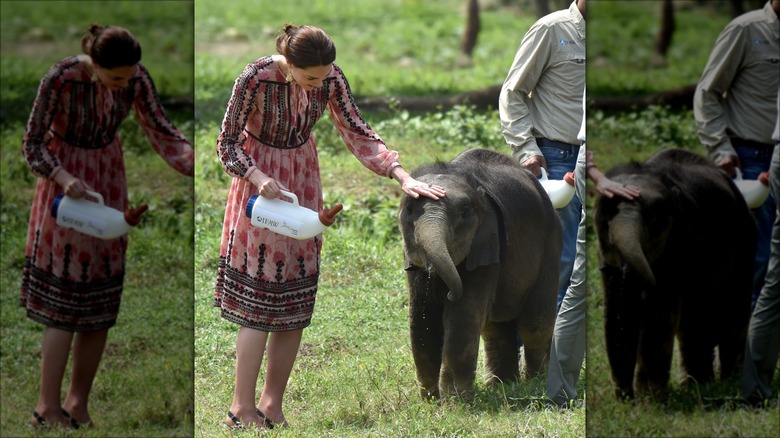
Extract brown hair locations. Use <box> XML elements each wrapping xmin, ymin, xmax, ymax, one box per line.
<box><xmin>275</xmin><ymin>24</ymin><xmax>336</xmax><ymax>68</ymax></box>
<box><xmin>81</xmin><ymin>24</ymin><xmax>141</xmax><ymax>69</ymax></box>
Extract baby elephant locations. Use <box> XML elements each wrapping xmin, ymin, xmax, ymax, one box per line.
<box><xmin>398</xmin><ymin>148</ymin><xmax>562</xmax><ymax>399</ymax></box>
<box><xmin>594</xmin><ymin>148</ymin><xmax>756</xmax><ymax>401</ymax></box>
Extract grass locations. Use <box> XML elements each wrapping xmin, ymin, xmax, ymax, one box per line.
<box><xmin>588</xmin><ymin>0</ymin><xmax>733</xmax><ymax>98</ymax></box>
<box><xmin>0</xmin><ymin>1</ymin><xmax>194</xmax><ymax>437</ymax></box>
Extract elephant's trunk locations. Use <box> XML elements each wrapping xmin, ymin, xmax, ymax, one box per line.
<box><xmin>609</xmin><ymin>214</ymin><xmax>656</xmax><ymax>286</ymax></box>
<box><xmin>415</xmin><ymin>218</ymin><xmax>463</xmax><ymax>302</ymax></box>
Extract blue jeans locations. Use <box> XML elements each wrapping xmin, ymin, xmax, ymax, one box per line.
<box><xmin>735</xmin><ymin>144</ymin><xmax>776</xmax><ymax>309</ymax></box>
<box><xmin>539</xmin><ymin>142</ymin><xmax>582</xmax><ymax>310</ymax></box>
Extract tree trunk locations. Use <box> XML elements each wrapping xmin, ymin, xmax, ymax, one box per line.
<box><xmin>654</xmin><ymin>0</ymin><xmax>675</xmax><ymax>58</ymax></box>
<box><xmin>534</xmin><ymin>0</ymin><xmax>549</xmax><ymax>17</ymax></box>
<box><xmin>458</xmin><ymin>0</ymin><xmax>480</xmax><ymax>67</ymax></box>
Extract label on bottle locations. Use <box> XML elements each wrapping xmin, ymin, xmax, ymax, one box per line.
<box><xmin>252</xmin><ymin>208</ymin><xmax>304</xmax><ymax>238</ymax></box>
<box><xmin>58</xmin><ymin>209</ymin><xmax>109</xmax><ymax>238</ymax></box>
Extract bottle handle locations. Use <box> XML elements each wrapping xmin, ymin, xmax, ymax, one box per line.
<box><xmin>85</xmin><ymin>190</ymin><xmax>104</xmax><ymax>205</ymax></box>
<box><xmin>539</xmin><ymin>167</ymin><xmax>549</xmax><ymax>181</ymax></box>
<box><xmin>734</xmin><ymin>168</ymin><xmax>743</xmax><ymax>181</ymax></box>
<box><xmin>279</xmin><ymin>190</ymin><xmax>299</xmax><ymax>206</ymax></box>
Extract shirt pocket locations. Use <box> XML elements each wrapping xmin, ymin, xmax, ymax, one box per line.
<box><xmin>743</xmin><ymin>39</ymin><xmax>779</xmax><ymax>79</ymax></box>
<box><xmin>551</xmin><ymin>40</ymin><xmax>585</xmax><ymax>67</ymax></box>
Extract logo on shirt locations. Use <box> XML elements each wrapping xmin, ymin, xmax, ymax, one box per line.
<box><xmin>559</xmin><ymin>39</ymin><xmax>576</xmax><ymax>46</ymax></box>
<box><xmin>753</xmin><ymin>39</ymin><xmax>769</xmax><ymax>46</ymax></box>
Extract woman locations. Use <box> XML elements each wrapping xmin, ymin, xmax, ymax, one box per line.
<box><xmin>20</xmin><ymin>24</ymin><xmax>193</xmax><ymax>428</ymax></box>
<box><xmin>214</xmin><ymin>24</ymin><xmax>444</xmax><ymax>429</ymax></box>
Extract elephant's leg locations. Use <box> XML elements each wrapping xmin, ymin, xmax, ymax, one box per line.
<box><xmin>677</xmin><ymin>297</ymin><xmax>717</xmax><ymax>386</ymax></box>
<box><xmin>439</xmin><ymin>274</ymin><xmax>491</xmax><ymax>399</ymax></box>
<box><xmin>439</xmin><ymin>308</ymin><xmax>481</xmax><ymax>399</ymax></box>
<box><xmin>408</xmin><ymin>271</ymin><xmax>445</xmax><ymax>400</ymax></box>
<box><xmin>635</xmin><ymin>300</ymin><xmax>676</xmax><ymax>401</ymax></box>
<box><xmin>517</xmin><ymin>319</ymin><xmax>554</xmax><ymax>379</ymax></box>
<box><xmin>714</xmin><ymin>273</ymin><xmax>752</xmax><ymax>380</ymax></box>
<box><xmin>603</xmin><ymin>268</ymin><xmax>640</xmax><ymax>400</ymax></box>
<box><xmin>515</xmin><ymin>261</ymin><xmax>557</xmax><ymax>380</ymax></box>
<box><xmin>482</xmin><ymin>319</ymin><xmax>520</xmax><ymax>384</ymax></box>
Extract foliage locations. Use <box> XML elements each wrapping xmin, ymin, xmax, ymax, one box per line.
<box><xmin>588</xmin><ymin>0</ymin><xmax>733</xmax><ymax>97</ymax></box>
<box><xmin>194</xmin><ymin>0</ymin><xmax>533</xmax><ymax>119</ymax></box>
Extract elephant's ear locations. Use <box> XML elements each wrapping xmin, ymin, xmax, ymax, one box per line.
<box><xmin>465</xmin><ymin>187</ymin><xmax>504</xmax><ymax>270</ymax></box>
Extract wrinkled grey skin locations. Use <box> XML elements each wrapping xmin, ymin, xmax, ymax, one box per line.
<box><xmin>398</xmin><ymin>148</ymin><xmax>562</xmax><ymax>399</ymax></box>
<box><xmin>594</xmin><ymin>148</ymin><xmax>756</xmax><ymax>401</ymax></box>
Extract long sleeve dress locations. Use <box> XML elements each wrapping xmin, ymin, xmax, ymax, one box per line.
<box><xmin>20</xmin><ymin>55</ymin><xmax>194</xmax><ymax>332</ymax></box>
<box><xmin>214</xmin><ymin>56</ymin><xmax>400</xmax><ymax>332</ymax></box>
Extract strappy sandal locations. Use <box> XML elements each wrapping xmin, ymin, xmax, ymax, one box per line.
<box><xmin>224</xmin><ymin>410</ymin><xmax>244</xmax><ymax>430</ymax></box>
<box><xmin>256</xmin><ymin>408</ymin><xmax>275</xmax><ymax>430</ymax></box>
<box><xmin>29</xmin><ymin>411</ymin><xmax>49</xmax><ymax>429</ymax></box>
<box><xmin>62</xmin><ymin>409</ymin><xmax>87</xmax><ymax>429</ymax></box>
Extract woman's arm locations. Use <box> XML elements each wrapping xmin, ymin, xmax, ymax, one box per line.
<box><xmin>132</xmin><ymin>64</ymin><xmax>194</xmax><ymax>176</ymax></box>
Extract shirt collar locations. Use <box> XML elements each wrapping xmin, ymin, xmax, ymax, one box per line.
<box><xmin>569</xmin><ymin>1</ymin><xmax>586</xmax><ymax>40</ymax></box>
<box><xmin>763</xmin><ymin>1</ymin><xmax>779</xmax><ymax>39</ymax></box>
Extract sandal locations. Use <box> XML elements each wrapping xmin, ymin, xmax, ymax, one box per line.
<box><xmin>256</xmin><ymin>408</ymin><xmax>275</xmax><ymax>430</ymax></box>
<box><xmin>224</xmin><ymin>410</ymin><xmax>243</xmax><ymax>430</ymax></box>
<box><xmin>29</xmin><ymin>411</ymin><xmax>48</xmax><ymax>429</ymax></box>
<box><xmin>62</xmin><ymin>409</ymin><xmax>86</xmax><ymax>429</ymax></box>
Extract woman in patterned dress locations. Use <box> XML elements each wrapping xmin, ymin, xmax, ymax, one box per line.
<box><xmin>214</xmin><ymin>24</ymin><xmax>445</xmax><ymax>429</ymax></box>
<box><xmin>20</xmin><ymin>25</ymin><xmax>193</xmax><ymax>428</ymax></box>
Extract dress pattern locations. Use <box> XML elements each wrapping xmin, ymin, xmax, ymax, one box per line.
<box><xmin>20</xmin><ymin>55</ymin><xmax>193</xmax><ymax>332</ymax></box>
<box><xmin>214</xmin><ymin>56</ymin><xmax>400</xmax><ymax>331</ymax></box>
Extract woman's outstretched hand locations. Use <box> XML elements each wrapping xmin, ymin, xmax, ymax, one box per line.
<box><xmin>392</xmin><ymin>166</ymin><xmax>446</xmax><ymax>200</ymax></box>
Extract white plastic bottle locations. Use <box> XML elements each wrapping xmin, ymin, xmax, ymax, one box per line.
<box><xmin>539</xmin><ymin>167</ymin><xmax>576</xmax><ymax>209</ymax></box>
<box><xmin>245</xmin><ymin>190</ymin><xmax>343</xmax><ymax>240</ymax></box>
<box><xmin>733</xmin><ymin>168</ymin><xmax>770</xmax><ymax>209</ymax></box>
<box><xmin>51</xmin><ymin>190</ymin><xmax>148</xmax><ymax>239</ymax></box>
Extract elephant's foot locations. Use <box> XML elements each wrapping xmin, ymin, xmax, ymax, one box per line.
<box><xmin>636</xmin><ymin>379</ymin><xmax>670</xmax><ymax>403</ymax></box>
<box><xmin>614</xmin><ymin>387</ymin><xmax>634</xmax><ymax>401</ymax></box>
<box><xmin>419</xmin><ymin>386</ymin><xmax>440</xmax><ymax>401</ymax></box>
<box><xmin>439</xmin><ymin>376</ymin><xmax>475</xmax><ymax>401</ymax></box>
<box><xmin>484</xmin><ymin>371</ymin><xmax>520</xmax><ymax>386</ymax></box>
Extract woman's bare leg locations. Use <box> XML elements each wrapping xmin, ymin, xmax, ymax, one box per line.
<box><xmin>227</xmin><ymin>326</ymin><xmax>267</xmax><ymax>428</ymax></box>
<box><xmin>62</xmin><ymin>329</ymin><xmax>108</xmax><ymax>424</ymax></box>
<box><xmin>257</xmin><ymin>328</ymin><xmax>303</xmax><ymax>426</ymax></box>
<box><xmin>33</xmin><ymin>327</ymin><xmax>73</xmax><ymax>426</ymax></box>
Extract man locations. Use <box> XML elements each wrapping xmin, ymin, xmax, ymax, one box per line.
<box><xmin>499</xmin><ymin>0</ymin><xmax>586</xmax><ymax>309</ymax></box>
<box><xmin>694</xmin><ymin>0</ymin><xmax>780</xmax><ymax>306</ymax></box>
<box><xmin>740</xmin><ymin>85</ymin><xmax>780</xmax><ymax>407</ymax></box>
<box><xmin>546</xmin><ymin>90</ymin><xmax>640</xmax><ymax>407</ymax></box>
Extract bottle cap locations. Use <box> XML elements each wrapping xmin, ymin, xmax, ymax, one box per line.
<box><xmin>246</xmin><ymin>194</ymin><xmax>260</xmax><ymax>218</ymax></box>
<box><xmin>124</xmin><ymin>204</ymin><xmax>148</xmax><ymax>226</ymax></box>
<box><xmin>51</xmin><ymin>194</ymin><xmax>64</xmax><ymax>218</ymax></box>
<box><xmin>318</xmin><ymin>204</ymin><xmax>343</xmax><ymax>226</ymax></box>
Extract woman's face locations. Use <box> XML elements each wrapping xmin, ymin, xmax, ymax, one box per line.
<box><xmin>289</xmin><ymin>63</ymin><xmax>333</xmax><ymax>91</ymax></box>
<box><xmin>94</xmin><ymin>63</ymin><xmax>138</xmax><ymax>90</ymax></box>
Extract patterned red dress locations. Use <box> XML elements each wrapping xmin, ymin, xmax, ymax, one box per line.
<box><xmin>214</xmin><ymin>56</ymin><xmax>400</xmax><ymax>331</ymax></box>
<box><xmin>20</xmin><ymin>55</ymin><xmax>194</xmax><ymax>332</ymax></box>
